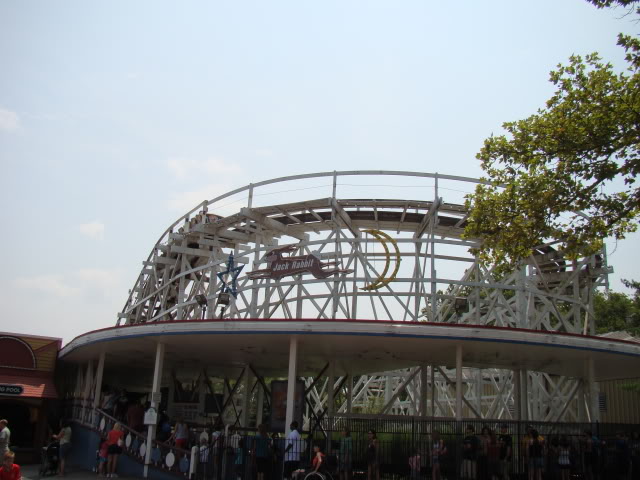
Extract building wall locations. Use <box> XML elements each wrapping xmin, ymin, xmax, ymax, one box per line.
<box><xmin>598</xmin><ymin>378</ymin><xmax>640</xmax><ymax>423</ymax></box>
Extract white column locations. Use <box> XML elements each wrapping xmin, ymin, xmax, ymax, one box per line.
<box><xmin>385</xmin><ymin>375</ymin><xmax>393</xmax><ymax>406</ymax></box>
<box><xmin>420</xmin><ymin>364</ymin><xmax>428</xmax><ymax>417</ymax></box>
<box><xmin>284</xmin><ymin>336</ymin><xmax>298</xmax><ymax>435</ymax></box>
<box><xmin>198</xmin><ymin>372</ymin><xmax>206</xmax><ymax>424</ymax></box>
<box><xmin>346</xmin><ymin>374</ymin><xmax>353</xmax><ymax>415</ymax></box>
<box><xmin>577</xmin><ymin>380</ymin><xmax>586</xmax><ymax>422</ymax></box>
<box><xmin>92</xmin><ymin>352</ymin><xmax>106</xmax><ymax>424</ymax></box>
<box><xmin>513</xmin><ymin>369</ymin><xmax>521</xmax><ymax>421</ymax></box>
<box><xmin>328</xmin><ymin>361</ymin><xmax>335</xmax><ymax>418</ymax></box>
<box><xmin>144</xmin><ymin>343</ymin><xmax>165</xmax><ymax>478</ymax></box>
<box><xmin>587</xmin><ymin>358</ymin><xmax>599</xmax><ymax>422</ymax></box>
<box><xmin>82</xmin><ymin>360</ymin><xmax>94</xmax><ymax>423</ymax></box>
<box><xmin>83</xmin><ymin>360</ymin><xmax>94</xmax><ymax>403</ymax></box>
<box><xmin>430</xmin><ymin>365</ymin><xmax>436</xmax><ymax>417</ymax></box>
<box><xmin>240</xmin><ymin>367</ymin><xmax>252</xmax><ymax>427</ymax></box>
<box><xmin>455</xmin><ymin>345</ymin><xmax>463</xmax><ymax>420</ymax></box>
<box><xmin>521</xmin><ymin>370</ymin><xmax>529</xmax><ymax>421</ymax></box>
<box><xmin>256</xmin><ymin>383</ymin><xmax>264</xmax><ymax>426</ymax></box>
<box><xmin>475</xmin><ymin>369</ymin><xmax>483</xmax><ymax>418</ymax></box>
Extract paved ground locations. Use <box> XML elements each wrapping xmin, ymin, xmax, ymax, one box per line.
<box><xmin>21</xmin><ymin>464</ymin><xmax>139</xmax><ymax>480</ymax></box>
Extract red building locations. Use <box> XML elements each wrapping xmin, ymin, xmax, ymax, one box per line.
<box><xmin>0</xmin><ymin>333</ymin><xmax>61</xmax><ymax>463</ymax></box>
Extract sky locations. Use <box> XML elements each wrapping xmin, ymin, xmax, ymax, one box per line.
<box><xmin>1</xmin><ymin>0</ymin><xmax>638</xmax><ymax>345</ymax></box>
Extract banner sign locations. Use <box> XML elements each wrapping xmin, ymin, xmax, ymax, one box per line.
<box><xmin>248</xmin><ymin>246</ymin><xmax>353</xmax><ymax>280</ymax></box>
<box><xmin>270</xmin><ymin>380</ymin><xmax>305</xmax><ymax>433</ymax></box>
<box><xmin>0</xmin><ymin>384</ymin><xmax>23</xmax><ymax>395</ymax></box>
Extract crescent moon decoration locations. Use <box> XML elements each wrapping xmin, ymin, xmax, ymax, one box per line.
<box><xmin>361</xmin><ymin>229</ymin><xmax>401</xmax><ymax>291</ymax></box>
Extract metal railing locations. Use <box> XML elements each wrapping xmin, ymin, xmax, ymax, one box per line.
<box><xmin>69</xmin><ymin>403</ymin><xmax>640</xmax><ymax>480</ymax></box>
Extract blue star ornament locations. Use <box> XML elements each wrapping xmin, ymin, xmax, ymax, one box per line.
<box><xmin>217</xmin><ymin>253</ymin><xmax>244</xmax><ymax>299</ymax></box>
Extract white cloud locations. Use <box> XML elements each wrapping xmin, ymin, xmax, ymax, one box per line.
<box><xmin>78</xmin><ymin>220</ymin><xmax>105</xmax><ymax>239</ymax></box>
<box><xmin>14</xmin><ymin>275</ymin><xmax>80</xmax><ymax>297</ymax></box>
<box><xmin>0</xmin><ymin>108</ymin><xmax>19</xmax><ymax>131</ymax></box>
<box><xmin>167</xmin><ymin>157</ymin><xmax>242</xmax><ymax>179</ymax></box>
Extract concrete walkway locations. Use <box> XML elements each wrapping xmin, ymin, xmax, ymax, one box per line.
<box><xmin>22</xmin><ymin>464</ymin><xmax>139</xmax><ymax>480</ymax></box>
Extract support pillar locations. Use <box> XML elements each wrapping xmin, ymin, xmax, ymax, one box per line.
<box><xmin>455</xmin><ymin>345</ymin><xmax>463</xmax><ymax>420</ymax></box>
<box><xmin>587</xmin><ymin>358</ymin><xmax>599</xmax><ymax>423</ymax></box>
<box><xmin>83</xmin><ymin>360</ymin><xmax>94</xmax><ymax>403</ymax></box>
<box><xmin>240</xmin><ymin>367</ymin><xmax>251</xmax><ymax>427</ymax></box>
<box><xmin>92</xmin><ymin>352</ymin><xmax>105</xmax><ymax>424</ymax></box>
<box><xmin>82</xmin><ymin>360</ymin><xmax>94</xmax><ymax>423</ymax></box>
<box><xmin>284</xmin><ymin>336</ymin><xmax>298</xmax><ymax>435</ymax></box>
<box><xmin>256</xmin><ymin>383</ymin><xmax>264</xmax><ymax>426</ymax></box>
<box><xmin>521</xmin><ymin>370</ymin><xmax>529</xmax><ymax>422</ymax></box>
<box><xmin>475</xmin><ymin>369</ymin><xmax>483</xmax><ymax>418</ymax></box>
<box><xmin>385</xmin><ymin>375</ymin><xmax>393</xmax><ymax>408</ymax></box>
<box><xmin>577</xmin><ymin>380</ymin><xmax>587</xmax><ymax>422</ymax></box>
<box><xmin>420</xmin><ymin>364</ymin><xmax>428</xmax><ymax>417</ymax></box>
<box><xmin>430</xmin><ymin>365</ymin><xmax>436</xmax><ymax>417</ymax></box>
<box><xmin>198</xmin><ymin>372</ymin><xmax>206</xmax><ymax>425</ymax></box>
<box><xmin>328</xmin><ymin>361</ymin><xmax>335</xmax><ymax>418</ymax></box>
<box><xmin>144</xmin><ymin>343</ymin><xmax>165</xmax><ymax>479</ymax></box>
<box><xmin>513</xmin><ymin>369</ymin><xmax>521</xmax><ymax>421</ymax></box>
<box><xmin>346</xmin><ymin>374</ymin><xmax>353</xmax><ymax>415</ymax></box>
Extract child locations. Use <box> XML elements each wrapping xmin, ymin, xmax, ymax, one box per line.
<box><xmin>408</xmin><ymin>448</ymin><xmax>421</xmax><ymax>480</ymax></box>
<box><xmin>234</xmin><ymin>438</ymin><xmax>245</xmax><ymax>480</ymax></box>
<box><xmin>0</xmin><ymin>451</ymin><xmax>21</xmax><ymax>480</ymax></box>
<box><xmin>98</xmin><ymin>440</ymin><xmax>109</xmax><ymax>476</ymax></box>
<box><xmin>198</xmin><ymin>437</ymin><xmax>210</xmax><ymax>480</ymax></box>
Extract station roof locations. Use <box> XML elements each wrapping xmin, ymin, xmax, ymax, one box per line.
<box><xmin>58</xmin><ymin>320</ymin><xmax>640</xmax><ymax>382</ymax></box>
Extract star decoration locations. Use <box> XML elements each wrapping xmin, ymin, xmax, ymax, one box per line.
<box><xmin>217</xmin><ymin>253</ymin><xmax>244</xmax><ymax>299</ymax></box>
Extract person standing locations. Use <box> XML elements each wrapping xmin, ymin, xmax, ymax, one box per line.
<box><xmin>497</xmin><ymin>425</ymin><xmax>512</xmax><ymax>480</ymax></box>
<box><xmin>527</xmin><ymin>430</ymin><xmax>543</xmax><ymax>480</ymax></box>
<box><xmin>408</xmin><ymin>448</ymin><xmax>421</xmax><ymax>480</ymax></box>
<box><xmin>339</xmin><ymin>428</ymin><xmax>353</xmax><ymax>480</ymax></box>
<box><xmin>284</xmin><ymin>421</ymin><xmax>302</xmax><ymax>480</ymax></box>
<box><xmin>253</xmin><ymin>424</ymin><xmax>271</xmax><ymax>480</ymax></box>
<box><xmin>0</xmin><ymin>421</ymin><xmax>10</xmax><ymax>458</ymax></box>
<box><xmin>170</xmin><ymin>418</ymin><xmax>189</xmax><ymax>450</ymax></box>
<box><xmin>462</xmin><ymin>425</ymin><xmax>479</xmax><ymax>480</ymax></box>
<box><xmin>106</xmin><ymin>423</ymin><xmax>124</xmax><ymax>478</ymax></box>
<box><xmin>431</xmin><ymin>431</ymin><xmax>446</xmax><ymax>480</ymax></box>
<box><xmin>558</xmin><ymin>437</ymin><xmax>571</xmax><ymax>480</ymax></box>
<box><xmin>125</xmin><ymin>400</ymin><xmax>144</xmax><ymax>433</ymax></box>
<box><xmin>366</xmin><ymin>430</ymin><xmax>379</xmax><ymax>480</ymax></box>
<box><xmin>0</xmin><ymin>451</ymin><xmax>21</xmax><ymax>480</ymax></box>
<box><xmin>52</xmin><ymin>420</ymin><xmax>72</xmax><ymax>476</ymax></box>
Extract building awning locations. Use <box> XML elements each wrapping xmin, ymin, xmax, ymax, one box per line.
<box><xmin>0</xmin><ymin>374</ymin><xmax>58</xmax><ymax>399</ymax></box>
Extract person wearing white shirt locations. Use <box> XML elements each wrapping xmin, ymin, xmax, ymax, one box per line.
<box><xmin>284</xmin><ymin>421</ymin><xmax>303</xmax><ymax>479</ymax></box>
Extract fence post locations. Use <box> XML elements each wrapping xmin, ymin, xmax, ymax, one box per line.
<box><xmin>189</xmin><ymin>446</ymin><xmax>198</xmax><ymax>480</ymax></box>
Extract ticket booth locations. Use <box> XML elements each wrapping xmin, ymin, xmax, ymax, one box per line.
<box><xmin>0</xmin><ymin>333</ymin><xmax>61</xmax><ymax>464</ymax></box>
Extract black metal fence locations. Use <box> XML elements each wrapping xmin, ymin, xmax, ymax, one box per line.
<box><xmin>193</xmin><ymin>417</ymin><xmax>640</xmax><ymax>480</ymax></box>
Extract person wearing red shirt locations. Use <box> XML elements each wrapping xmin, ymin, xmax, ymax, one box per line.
<box><xmin>106</xmin><ymin>423</ymin><xmax>125</xmax><ymax>478</ymax></box>
<box><xmin>0</xmin><ymin>451</ymin><xmax>21</xmax><ymax>480</ymax></box>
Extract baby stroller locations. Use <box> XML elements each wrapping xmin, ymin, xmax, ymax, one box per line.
<box><xmin>39</xmin><ymin>441</ymin><xmax>59</xmax><ymax>477</ymax></box>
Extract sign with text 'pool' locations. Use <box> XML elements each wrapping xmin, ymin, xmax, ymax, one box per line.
<box><xmin>0</xmin><ymin>384</ymin><xmax>23</xmax><ymax>395</ymax></box>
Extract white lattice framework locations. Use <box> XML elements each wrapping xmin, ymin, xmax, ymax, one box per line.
<box><xmin>117</xmin><ymin>171</ymin><xmax>610</xmax><ymax>422</ymax></box>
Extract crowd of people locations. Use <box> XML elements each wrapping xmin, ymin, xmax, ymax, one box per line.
<box><xmin>429</xmin><ymin>424</ymin><xmax>640</xmax><ymax>480</ymax></box>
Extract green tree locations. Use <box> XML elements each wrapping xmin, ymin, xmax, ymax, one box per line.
<box><xmin>594</xmin><ymin>279</ymin><xmax>640</xmax><ymax>335</ymax></box>
<box><xmin>464</xmin><ymin>0</ymin><xmax>640</xmax><ymax>272</ymax></box>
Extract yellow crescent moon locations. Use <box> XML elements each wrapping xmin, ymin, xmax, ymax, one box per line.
<box><xmin>361</xmin><ymin>229</ymin><xmax>401</xmax><ymax>291</ymax></box>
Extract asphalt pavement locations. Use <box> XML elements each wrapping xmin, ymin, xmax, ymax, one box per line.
<box><xmin>21</xmin><ymin>464</ymin><xmax>139</xmax><ymax>480</ymax></box>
